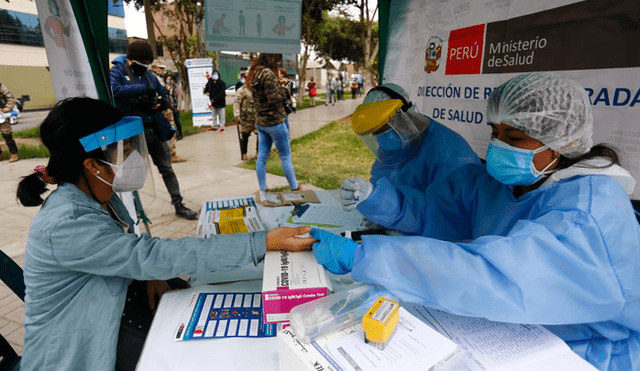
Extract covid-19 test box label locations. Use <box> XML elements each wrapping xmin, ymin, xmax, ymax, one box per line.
<box><xmin>262</xmin><ymin>251</ymin><xmax>332</xmax><ymax>323</ymax></box>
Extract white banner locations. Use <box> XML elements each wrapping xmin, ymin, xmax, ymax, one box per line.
<box><xmin>186</xmin><ymin>58</ymin><xmax>215</xmax><ymax>127</ymax></box>
<box><xmin>35</xmin><ymin>0</ymin><xmax>98</xmax><ymax>100</ymax></box>
<box><xmin>383</xmin><ymin>0</ymin><xmax>640</xmax><ymax>199</ymax></box>
<box><xmin>204</xmin><ymin>0</ymin><xmax>302</xmax><ymax>54</ymax></box>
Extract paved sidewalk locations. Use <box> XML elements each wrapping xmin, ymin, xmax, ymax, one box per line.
<box><xmin>0</xmin><ymin>96</ymin><xmax>364</xmax><ymax>355</ymax></box>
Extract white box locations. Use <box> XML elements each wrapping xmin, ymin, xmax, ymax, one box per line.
<box><xmin>262</xmin><ymin>251</ymin><xmax>332</xmax><ymax>323</ymax></box>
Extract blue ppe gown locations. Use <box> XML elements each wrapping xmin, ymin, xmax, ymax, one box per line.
<box><xmin>368</xmin><ymin>120</ymin><xmax>480</xmax><ymax>191</ymax></box>
<box><xmin>352</xmin><ymin>163</ymin><xmax>640</xmax><ymax>371</ymax></box>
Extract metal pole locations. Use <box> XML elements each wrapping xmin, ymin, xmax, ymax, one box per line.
<box><xmin>132</xmin><ymin>191</ymin><xmax>152</xmax><ymax>236</ymax></box>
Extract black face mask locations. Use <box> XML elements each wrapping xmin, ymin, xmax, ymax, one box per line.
<box><xmin>131</xmin><ymin>61</ymin><xmax>149</xmax><ymax>76</ymax></box>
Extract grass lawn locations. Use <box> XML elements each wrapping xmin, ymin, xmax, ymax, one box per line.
<box><xmin>1</xmin><ymin>126</ymin><xmax>49</xmax><ymax>160</ymax></box>
<box><xmin>0</xmin><ymin>143</ymin><xmax>50</xmax><ymax>161</ymax></box>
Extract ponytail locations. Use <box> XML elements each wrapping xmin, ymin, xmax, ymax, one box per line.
<box><xmin>14</xmin><ymin>97</ymin><xmax>123</xmax><ymax>207</ymax></box>
<box><xmin>17</xmin><ymin>172</ymin><xmax>48</xmax><ymax>207</ymax></box>
<box><xmin>556</xmin><ymin>144</ymin><xmax>620</xmax><ymax>170</ymax></box>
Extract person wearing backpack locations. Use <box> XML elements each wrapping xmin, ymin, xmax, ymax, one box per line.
<box><xmin>233</xmin><ymin>84</ymin><xmax>258</xmax><ymax>161</ymax></box>
<box><xmin>110</xmin><ymin>40</ymin><xmax>197</xmax><ymax>220</ymax></box>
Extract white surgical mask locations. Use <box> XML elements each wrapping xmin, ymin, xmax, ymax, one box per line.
<box><xmin>98</xmin><ymin>150</ymin><xmax>148</xmax><ymax>192</ymax></box>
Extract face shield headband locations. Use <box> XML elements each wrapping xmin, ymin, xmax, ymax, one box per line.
<box><xmin>79</xmin><ymin>116</ymin><xmax>151</xmax><ymax>192</ymax></box>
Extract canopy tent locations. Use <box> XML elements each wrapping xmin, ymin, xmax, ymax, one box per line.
<box><xmin>69</xmin><ymin>0</ymin><xmax>113</xmax><ymax>104</ymax></box>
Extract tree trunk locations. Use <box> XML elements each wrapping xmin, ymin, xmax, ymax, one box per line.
<box><xmin>143</xmin><ymin>0</ymin><xmax>157</xmax><ymax>59</ymax></box>
<box><xmin>359</xmin><ymin>0</ymin><xmax>378</xmax><ymax>94</ymax></box>
<box><xmin>213</xmin><ymin>51</ymin><xmax>219</xmax><ymax>71</ymax></box>
<box><xmin>297</xmin><ymin>41</ymin><xmax>311</xmax><ymax>104</ymax></box>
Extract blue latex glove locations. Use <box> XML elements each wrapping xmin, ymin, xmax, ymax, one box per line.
<box><xmin>339</xmin><ymin>177</ymin><xmax>373</xmax><ymax>211</ymax></box>
<box><xmin>310</xmin><ymin>228</ymin><xmax>360</xmax><ymax>275</ymax></box>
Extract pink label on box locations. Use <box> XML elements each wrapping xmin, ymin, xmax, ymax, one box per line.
<box><xmin>262</xmin><ymin>287</ymin><xmax>328</xmax><ymax>323</ymax></box>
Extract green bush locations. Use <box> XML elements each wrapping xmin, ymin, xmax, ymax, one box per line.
<box><xmin>12</xmin><ymin>127</ymin><xmax>40</xmax><ymax>138</ymax></box>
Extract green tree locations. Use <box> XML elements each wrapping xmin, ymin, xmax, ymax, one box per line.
<box><xmin>354</xmin><ymin>0</ymin><xmax>379</xmax><ymax>89</ymax></box>
<box><xmin>297</xmin><ymin>0</ymin><xmax>345</xmax><ymax>103</ymax></box>
<box><xmin>313</xmin><ymin>12</ymin><xmax>378</xmax><ymax>79</ymax></box>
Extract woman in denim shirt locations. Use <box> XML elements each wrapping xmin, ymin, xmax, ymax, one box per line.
<box><xmin>16</xmin><ymin>98</ymin><xmax>314</xmax><ymax>371</ymax></box>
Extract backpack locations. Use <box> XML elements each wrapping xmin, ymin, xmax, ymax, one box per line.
<box><xmin>238</xmin><ymin>87</ymin><xmax>256</xmax><ymax>130</ymax></box>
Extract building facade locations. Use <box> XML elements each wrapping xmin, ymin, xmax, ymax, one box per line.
<box><xmin>0</xmin><ymin>0</ymin><xmax>129</xmax><ymax>109</ymax></box>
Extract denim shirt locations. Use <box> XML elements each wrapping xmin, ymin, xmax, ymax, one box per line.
<box><xmin>20</xmin><ymin>183</ymin><xmax>267</xmax><ymax>371</ymax></box>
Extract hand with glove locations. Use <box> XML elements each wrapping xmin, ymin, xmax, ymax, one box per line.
<box><xmin>339</xmin><ymin>177</ymin><xmax>373</xmax><ymax>211</ymax></box>
<box><xmin>310</xmin><ymin>228</ymin><xmax>360</xmax><ymax>275</ymax></box>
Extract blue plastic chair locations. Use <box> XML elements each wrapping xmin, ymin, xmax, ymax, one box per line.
<box><xmin>0</xmin><ymin>250</ymin><xmax>24</xmax><ymax>371</ymax></box>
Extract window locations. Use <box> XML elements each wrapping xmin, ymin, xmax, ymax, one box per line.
<box><xmin>108</xmin><ymin>27</ymin><xmax>128</xmax><ymax>54</ymax></box>
<box><xmin>0</xmin><ymin>9</ymin><xmax>129</xmax><ymax>53</ymax></box>
<box><xmin>107</xmin><ymin>0</ymin><xmax>125</xmax><ymax>18</ymax></box>
<box><xmin>0</xmin><ymin>9</ymin><xmax>44</xmax><ymax>46</ymax></box>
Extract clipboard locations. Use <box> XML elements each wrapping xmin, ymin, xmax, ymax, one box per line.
<box><xmin>255</xmin><ymin>190</ymin><xmax>320</xmax><ymax>207</ymax></box>
<box><xmin>287</xmin><ymin>203</ymin><xmax>367</xmax><ymax>229</ymax></box>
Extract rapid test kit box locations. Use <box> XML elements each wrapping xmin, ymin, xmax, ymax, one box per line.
<box><xmin>262</xmin><ymin>251</ymin><xmax>332</xmax><ymax>324</ymax></box>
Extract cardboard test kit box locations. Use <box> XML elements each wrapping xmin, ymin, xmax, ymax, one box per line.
<box><xmin>262</xmin><ymin>251</ymin><xmax>332</xmax><ymax>323</ymax></box>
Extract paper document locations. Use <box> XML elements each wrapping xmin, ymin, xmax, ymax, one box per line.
<box><xmin>404</xmin><ymin>303</ymin><xmax>597</xmax><ymax>371</ymax></box>
<box><xmin>260</xmin><ymin>191</ymin><xmax>281</xmax><ymax>204</ymax></box>
<box><xmin>174</xmin><ymin>291</ymin><xmax>276</xmax><ymax>341</ymax></box>
<box><xmin>314</xmin><ymin>307</ymin><xmax>458</xmax><ymax>371</ymax></box>
<box><xmin>255</xmin><ymin>189</ymin><xmax>321</xmax><ymax>207</ymax></box>
<box><xmin>196</xmin><ymin>196</ymin><xmax>264</xmax><ymax>237</ymax></box>
<box><xmin>291</xmin><ymin>204</ymin><xmax>366</xmax><ymax>228</ymax></box>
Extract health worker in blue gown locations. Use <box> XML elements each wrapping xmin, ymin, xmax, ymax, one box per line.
<box><xmin>311</xmin><ymin>72</ymin><xmax>640</xmax><ymax>371</ymax></box>
<box><xmin>338</xmin><ymin>84</ymin><xmax>480</xmax><ymax>216</ymax></box>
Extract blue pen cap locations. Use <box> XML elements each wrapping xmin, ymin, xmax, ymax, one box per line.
<box><xmin>78</xmin><ymin>116</ymin><xmax>144</xmax><ymax>153</ymax></box>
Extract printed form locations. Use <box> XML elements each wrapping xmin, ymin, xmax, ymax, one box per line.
<box><xmin>404</xmin><ymin>303</ymin><xmax>597</xmax><ymax>371</ymax></box>
<box><xmin>312</xmin><ymin>307</ymin><xmax>458</xmax><ymax>371</ymax></box>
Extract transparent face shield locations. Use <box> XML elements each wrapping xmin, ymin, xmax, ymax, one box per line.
<box><xmin>352</xmin><ymin>100</ymin><xmax>427</xmax><ymax>165</ymax></box>
<box><xmin>79</xmin><ymin>116</ymin><xmax>155</xmax><ymax>198</ymax></box>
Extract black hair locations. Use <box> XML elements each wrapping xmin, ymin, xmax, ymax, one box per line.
<box><xmin>556</xmin><ymin>144</ymin><xmax>620</xmax><ymax>171</ymax></box>
<box><xmin>16</xmin><ymin>97</ymin><xmax>123</xmax><ymax>207</ymax></box>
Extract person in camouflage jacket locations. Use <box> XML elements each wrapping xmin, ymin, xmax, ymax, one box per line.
<box><xmin>0</xmin><ymin>83</ymin><xmax>18</xmax><ymax>162</ymax></box>
<box><xmin>233</xmin><ymin>84</ymin><xmax>258</xmax><ymax>160</ymax></box>
<box><xmin>246</xmin><ymin>53</ymin><xmax>299</xmax><ymax>191</ymax></box>
<box><xmin>250</xmin><ymin>66</ymin><xmax>286</xmax><ymax>127</ymax></box>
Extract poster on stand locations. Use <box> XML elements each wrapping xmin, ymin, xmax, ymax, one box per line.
<box><xmin>35</xmin><ymin>0</ymin><xmax>98</xmax><ymax>101</ymax></box>
<box><xmin>186</xmin><ymin>58</ymin><xmax>215</xmax><ymax>127</ymax></box>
